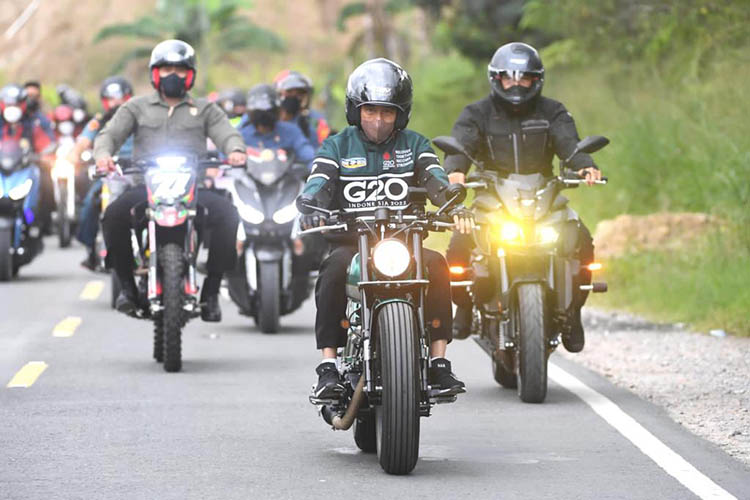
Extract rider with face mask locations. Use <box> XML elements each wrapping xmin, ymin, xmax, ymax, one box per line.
<box><xmin>94</xmin><ymin>39</ymin><xmax>247</xmax><ymax>321</ymax></box>
<box><xmin>296</xmin><ymin>58</ymin><xmax>474</xmax><ymax>400</ymax></box>
<box><xmin>72</xmin><ymin>76</ymin><xmax>135</xmax><ymax>269</ymax></box>
<box><xmin>23</xmin><ymin>81</ymin><xmax>54</xmax><ymax>136</ymax></box>
<box><xmin>273</xmin><ymin>70</ymin><xmax>331</xmax><ymax>149</ymax></box>
<box><xmin>444</xmin><ymin>42</ymin><xmax>602</xmax><ymax>353</ymax></box>
<box><xmin>238</xmin><ymin>84</ymin><xmax>315</xmax><ymax>168</ymax></box>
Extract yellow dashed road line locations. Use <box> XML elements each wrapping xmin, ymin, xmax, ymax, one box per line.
<box><xmin>7</xmin><ymin>361</ymin><xmax>48</xmax><ymax>388</ymax></box>
<box><xmin>79</xmin><ymin>280</ymin><xmax>104</xmax><ymax>300</ymax></box>
<box><xmin>53</xmin><ymin>316</ymin><xmax>82</xmax><ymax>338</ymax></box>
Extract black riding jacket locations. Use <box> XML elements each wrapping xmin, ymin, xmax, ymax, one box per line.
<box><xmin>444</xmin><ymin>95</ymin><xmax>595</xmax><ymax>177</ymax></box>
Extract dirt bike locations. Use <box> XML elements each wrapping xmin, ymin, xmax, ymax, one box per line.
<box><xmin>301</xmin><ymin>183</ymin><xmax>465</xmax><ymax>475</ymax></box>
<box><xmin>433</xmin><ymin>135</ymin><xmax>609</xmax><ymax>403</ymax></box>
<box><xmin>115</xmin><ymin>155</ymin><xmax>232</xmax><ymax>372</ymax></box>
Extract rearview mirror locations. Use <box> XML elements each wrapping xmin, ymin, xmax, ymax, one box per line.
<box><xmin>576</xmin><ymin>135</ymin><xmax>610</xmax><ymax>155</ymax></box>
<box><xmin>432</xmin><ymin>136</ymin><xmax>467</xmax><ymax>157</ymax></box>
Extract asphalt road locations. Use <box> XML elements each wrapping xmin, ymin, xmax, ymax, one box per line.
<box><xmin>1</xmin><ymin>240</ymin><xmax>748</xmax><ymax>500</ymax></box>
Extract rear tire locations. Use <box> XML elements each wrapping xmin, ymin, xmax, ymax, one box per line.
<box><xmin>257</xmin><ymin>262</ymin><xmax>280</xmax><ymax>334</ymax></box>
<box><xmin>375</xmin><ymin>301</ymin><xmax>420</xmax><ymax>475</ymax></box>
<box><xmin>516</xmin><ymin>284</ymin><xmax>548</xmax><ymax>403</ymax></box>
<box><xmin>354</xmin><ymin>413</ymin><xmax>377</xmax><ymax>453</ymax></box>
<box><xmin>0</xmin><ymin>227</ymin><xmax>12</xmax><ymax>281</ymax></box>
<box><xmin>160</xmin><ymin>243</ymin><xmax>184</xmax><ymax>373</ymax></box>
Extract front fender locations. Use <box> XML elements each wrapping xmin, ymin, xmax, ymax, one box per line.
<box><xmin>254</xmin><ymin>242</ymin><xmax>284</xmax><ymax>262</ymax></box>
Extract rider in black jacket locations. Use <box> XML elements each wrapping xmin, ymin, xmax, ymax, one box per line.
<box><xmin>444</xmin><ymin>42</ymin><xmax>602</xmax><ymax>353</ymax></box>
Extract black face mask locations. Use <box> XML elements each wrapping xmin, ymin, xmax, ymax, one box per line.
<box><xmin>26</xmin><ymin>99</ymin><xmax>40</xmax><ymax>113</ymax></box>
<box><xmin>249</xmin><ymin>110</ymin><xmax>277</xmax><ymax>129</ymax></box>
<box><xmin>160</xmin><ymin>73</ymin><xmax>187</xmax><ymax>98</ymax></box>
<box><xmin>101</xmin><ymin>106</ymin><xmax>119</xmax><ymax>125</ymax></box>
<box><xmin>280</xmin><ymin>96</ymin><xmax>301</xmax><ymax>116</ymax></box>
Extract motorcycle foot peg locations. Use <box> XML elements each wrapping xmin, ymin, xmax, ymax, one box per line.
<box><xmin>580</xmin><ymin>282</ymin><xmax>608</xmax><ymax>293</ymax></box>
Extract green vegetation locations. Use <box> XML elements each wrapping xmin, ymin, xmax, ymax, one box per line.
<box><xmin>94</xmin><ymin>0</ymin><xmax>284</xmax><ymax>90</ymax></box>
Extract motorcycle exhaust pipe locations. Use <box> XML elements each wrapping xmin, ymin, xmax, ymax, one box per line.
<box><xmin>329</xmin><ymin>375</ymin><xmax>366</xmax><ymax>431</ymax></box>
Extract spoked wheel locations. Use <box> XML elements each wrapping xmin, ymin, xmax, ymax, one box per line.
<box><xmin>257</xmin><ymin>262</ymin><xmax>280</xmax><ymax>334</ymax></box>
<box><xmin>374</xmin><ymin>301</ymin><xmax>420</xmax><ymax>475</ymax></box>
<box><xmin>0</xmin><ymin>227</ymin><xmax>13</xmax><ymax>281</ymax></box>
<box><xmin>160</xmin><ymin>243</ymin><xmax>184</xmax><ymax>373</ymax></box>
<box><xmin>515</xmin><ymin>283</ymin><xmax>548</xmax><ymax>403</ymax></box>
<box><xmin>153</xmin><ymin>316</ymin><xmax>164</xmax><ymax>363</ymax></box>
<box><xmin>353</xmin><ymin>413</ymin><xmax>377</xmax><ymax>453</ymax></box>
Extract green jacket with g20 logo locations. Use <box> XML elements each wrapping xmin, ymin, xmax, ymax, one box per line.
<box><xmin>302</xmin><ymin>126</ymin><xmax>451</xmax><ymax>213</ymax></box>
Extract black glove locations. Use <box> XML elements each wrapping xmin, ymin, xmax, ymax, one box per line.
<box><xmin>449</xmin><ymin>206</ymin><xmax>474</xmax><ymax>235</ymax></box>
<box><xmin>299</xmin><ymin>213</ymin><xmax>323</xmax><ymax>230</ymax></box>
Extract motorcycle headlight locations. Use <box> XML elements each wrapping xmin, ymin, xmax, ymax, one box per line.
<box><xmin>58</xmin><ymin>121</ymin><xmax>75</xmax><ymax>137</ymax></box>
<box><xmin>536</xmin><ymin>225</ymin><xmax>559</xmax><ymax>244</ymax></box>
<box><xmin>272</xmin><ymin>203</ymin><xmax>297</xmax><ymax>224</ymax></box>
<box><xmin>8</xmin><ymin>178</ymin><xmax>33</xmax><ymax>200</ymax></box>
<box><xmin>52</xmin><ymin>157</ymin><xmax>75</xmax><ymax>179</ymax></box>
<box><xmin>372</xmin><ymin>239</ymin><xmax>411</xmax><ymax>278</ymax></box>
<box><xmin>3</xmin><ymin>106</ymin><xmax>22</xmax><ymax>124</ymax></box>
<box><xmin>156</xmin><ymin>156</ymin><xmax>187</xmax><ymax>169</ymax></box>
<box><xmin>238</xmin><ymin>203</ymin><xmax>264</xmax><ymax>224</ymax></box>
<box><xmin>499</xmin><ymin>221</ymin><xmax>523</xmax><ymax>243</ymax></box>
<box><xmin>1</xmin><ymin>156</ymin><xmax>15</xmax><ymax>171</ymax></box>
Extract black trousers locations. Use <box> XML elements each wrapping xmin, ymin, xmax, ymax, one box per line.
<box><xmin>102</xmin><ymin>185</ymin><xmax>239</xmax><ymax>292</ymax></box>
<box><xmin>315</xmin><ymin>245</ymin><xmax>453</xmax><ymax>350</ymax></box>
<box><xmin>447</xmin><ymin>220</ymin><xmax>594</xmax><ymax>309</ymax></box>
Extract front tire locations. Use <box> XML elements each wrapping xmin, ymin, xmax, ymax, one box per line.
<box><xmin>0</xmin><ymin>227</ymin><xmax>13</xmax><ymax>281</ymax></box>
<box><xmin>516</xmin><ymin>283</ymin><xmax>548</xmax><ymax>403</ymax></box>
<box><xmin>257</xmin><ymin>262</ymin><xmax>280</xmax><ymax>334</ymax></box>
<box><xmin>160</xmin><ymin>243</ymin><xmax>184</xmax><ymax>373</ymax></box>
<box><xmin>57</xmin><ymin>183</ymin><xmax>71</xmax><ymax>248</ymax></box>
<box><xmin>153</xmin><ymin>316</ymin><xmax>164</xmax><ymax>363</ymax></box>
<box><xmin>375</xmin><ymin>301</ymin><xmax>420</xmax><ymax>475</ymax></box>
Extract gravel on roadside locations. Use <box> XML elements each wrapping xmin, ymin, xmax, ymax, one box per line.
<box><xmin>559</xmin><ymin>308</ymin><xmax>750</xmax><ymax>467</ymax></box>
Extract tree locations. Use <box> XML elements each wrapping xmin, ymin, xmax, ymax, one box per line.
<box><xmin>94</xmin><ymin>0</ymin><xmax>285</xmax><ymax>90</ymax></box>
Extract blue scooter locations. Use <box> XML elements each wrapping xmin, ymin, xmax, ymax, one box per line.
<box><xmin>0</xmin><ymin>138</ymin><xmax>43</xmax><ymax>280</ymax></box>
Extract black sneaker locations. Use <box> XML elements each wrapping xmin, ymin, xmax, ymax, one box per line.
<box><xmin>429</xmin><ymin>358</ymin><xmax>466</xmax><ymax>395</ymax></box>
<box><xmin>452</xmin><ymin>306</ymin><xmax>472</xmax><ymax>340</ymax></box>
<box><xmin>115</xmin><ymin>282</ymin><xmax>148</xmax><ymax>318</ymax></box>
<box><xmin>201</xmin><ymin>294</ymin><xmax>222</xmax><ymax>322</ymax></box>
<box><xmin>562</xmin><ymin>308</ymin><xmax>585</xmax><ymax>353</ymax></box>
<box><xmin>314</xmin><ymin>362</ymin><xmax>345</xmax><ymax>399</ymax></box>
<box><xmin>80</xmin><ymin>251</ymin><xmax>97</xmax><ymax>271</ymax></box>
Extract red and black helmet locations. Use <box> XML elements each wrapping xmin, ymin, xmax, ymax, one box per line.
<box><xmin>148</xmin><ymin>39</ymin><xmax>197</xmax><ymax>91</ymax></box>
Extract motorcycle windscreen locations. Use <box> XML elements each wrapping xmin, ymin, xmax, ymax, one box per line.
<box><xmin>246</xmin><ymin>147</ymin><xmax>291</xmax><ymax>186</ymax></box>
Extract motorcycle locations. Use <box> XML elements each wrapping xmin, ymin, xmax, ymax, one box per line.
<box><xmin>433</xmin><ymin>135</ymin><xmax>609</xmax><ymax>403</ymax></box>
<box><xmin>51</xmin><ymin>127</ymin><xmax>78</xmax><ymax>248</ymax></box>
<box><xmin>221</xmin><ymin>147</ymin><xmax>311</xmax><ymax>333</ymax></box>
<box><xmin>116</xmin><ymin>154</ymin><xmax>230</xmax><ymax>372</ymax></box>
<box><xmin>301</xmin><ymin>183</ymin><xmax>465</xmax><ymax>475</ymax></box>
<box><xmin>0</xmin><ymin>139</ymin><xmax>42</xmax><ymax>280</ymax></box>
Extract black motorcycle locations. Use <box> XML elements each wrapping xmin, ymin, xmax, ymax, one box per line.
<box><xmin>301</xmin><ymin>184</ymin><xmax>465</xmax><ymax>475</ymax></box>
<box><xmin>434</xmin><ymin>135</ymin><xmax>609</xmax><ymax>403</ymax></box>
<box><xmin>221</xmin><ymin>147</ymin><xmax>311</xmax><ymax>333</ymax></box>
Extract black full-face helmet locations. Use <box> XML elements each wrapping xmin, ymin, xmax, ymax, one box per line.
<box><xmin>345</xmin><ymin>58</ymin><xmax>412</xmax><ymax>131</ymax></box>
<box><xmin>217</xmin><ymin>88</ymin><xmax>246</xmax><ymax>116</ymax></box>
<box><xmin>149</xmin><ymin>39</ymin><xmax>197</xmax><ymax>91</ymax></box>
<box><xmin>100</xmin><ymin>76</ymin><xmax>133</xmax><ymax>111</ymax></box>
<box><xmin>488</xmin><ymin>42</ymin><xmax>544</xmax><ymax>108</ymax></box>
<box><xmin>274</xmin><ymin>70</ymin><xmax>313</xmax><ymax>94</ymax></box>
<box><xmin>246</xmin><ymin>84</ymin><xmax>280</xmax><ymax>112</ymax></box>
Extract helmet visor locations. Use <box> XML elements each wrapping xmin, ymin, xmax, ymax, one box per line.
<box><xmin>489</xmin><ymin>68</ymin><xmax>541</xmax><ymax>88</ymax></box>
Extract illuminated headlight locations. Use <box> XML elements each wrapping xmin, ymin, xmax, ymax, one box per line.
<box><xmin>272</xmin><ymin>203</ymin><xmax>297</xmax><ymax>224</ymax></box>
<box><xmin>238</xmin><ymin>203</ymin><xmax>264</xmax><ymax>224</ymax></box>
<box><xmin>3</xmin><ymin>106</ymin><xmax>22</xmax><ymax>123</ymax></box>
<box><xmin>52</xmin><ymin>157</ymin><xmax>75</xmax><ymax>179</ymax></box>
<box><xmin>73</xmin><ymin>108</ymin><xmax>86</xmax><ymax>123</ymax></box>
<box><xmin>156</xmin><ymin>156</ymin><xmax>187</xmax><ymax>169</ymax></box>
<box><xmin>499</xmin><ymin>221</ymin><xmax>523</xmax><ymax>242</ymax></box>
<box><xmin>8</xmin><ymin>178</ymin><xmax>33</xmax><ymax>200</ymax></box>
<box><xmin>1</xmin><ymin>157</ymin><xmax>15</xmax><ymax>170</ymax></box>
<box><xmin>372</xmin><ymin>239</ymin><xmax>411</xmax><ymax>278</ymax></box>
<box><xmin>536</xmin><ymin>226</ymin><xmax>559</xmax><ymax>244</ymax></box>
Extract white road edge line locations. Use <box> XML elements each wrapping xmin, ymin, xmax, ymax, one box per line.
<box><xmin>548</xmin><ymin>362</ymin><xmax>737</xmax><ymax>500</ymax></box>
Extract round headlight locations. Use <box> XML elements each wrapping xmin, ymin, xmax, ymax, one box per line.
<box><xmin>372</xmin><ymin>239</ymin><xmax>411</xmax><ymax>278</ymax></box>
<box><xmin>499</xmin><ymin>221</ymin><xmax>523</xmax><ymax>242</ymax></box>
<box><xmin>537</xmin><ymin>226</ymin><xmax>559</xmax><ymax>244</ymax></box>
